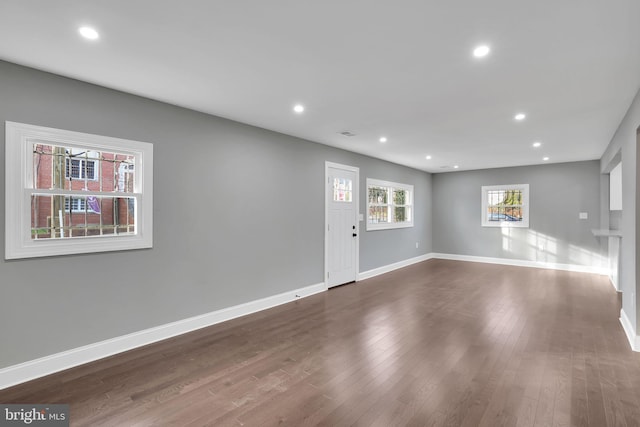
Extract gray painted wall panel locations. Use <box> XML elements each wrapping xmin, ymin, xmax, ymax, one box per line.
<box><xmin>600</xmin><ymin>87</ymin><xmax>640</xmax><ymax>334</ymax></box>
<box><xmin>432</xmin><ymin>162</ymin><xmax>603</xmax><ymax>266</ymax></box>
<box><xmin>0</xmin><ymin>61</ymin><xmax>431</xmax><ymax>368</ymax></box>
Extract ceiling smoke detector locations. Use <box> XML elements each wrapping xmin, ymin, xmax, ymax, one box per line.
<box><xmin>339</xmin><ymin>131</ymin><xmax>356</xmax><ymax>137</ymax></box>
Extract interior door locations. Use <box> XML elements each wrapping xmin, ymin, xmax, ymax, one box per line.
<box><xmin>326</xmin><ymin>164</ymin><xmax>358</xmax><ymax>287</ymax></box>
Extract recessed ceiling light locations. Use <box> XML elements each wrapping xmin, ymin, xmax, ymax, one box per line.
<box><xmin>78</xmin><ymin>26</ymin><xmax>99</xmax><ymax>40</ymax></box>
<box><xmin>293</xmin><ymin>104</ymin><xmax>305</xmax><ymax>114</ymax></box>
<box><xmin>532</xmin><ymin>141</ymin><xmax>542</xmax><ymax>148</ymax></box>
<box><xmin>453</xmin><ymin>165</ymin><xmax>459</xmax><ymax>169</ymax></box>
<box><xmin>379</xmin><ymin>137</ymin><xmax>387</xmax><ymax>143</ymax></box>
<box><xmin>426</xmin><ymin>155</ymin><xmax>432</xmax><ymax>160</ymax></box>
<box><xmin>514</xmin><ymin>113</ymin><xmax>526</xmax><ymax>121</ymax></box>
<box><xmin>543</xmin><ymin>157</ymin><xmax>550</xmax><ymax>161</ymax></box>
<box><xmin>473</xmin><ymin>45</ymin><xmax>490</xmax><ymax>58</ymax></box>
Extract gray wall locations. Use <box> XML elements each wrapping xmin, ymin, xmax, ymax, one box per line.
<box><xmin>600</xmin><ymin>87</ymin><xmax>640</xmax><ymax>336</ymax></box>
<box><xmin>0</xmin><ymin>61</ymin><xmax>432</xmax><ymax>368</ymax></box>
<box><xmin>432</xmin><ymin>161</ymin><xmax>603</xmax><ymax>267</ymax></box>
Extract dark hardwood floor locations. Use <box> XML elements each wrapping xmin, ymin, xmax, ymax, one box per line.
<box><xmin>2</xmin><ymin>259</ymin><xmax>640</xmax><ymax>426</ymax></box>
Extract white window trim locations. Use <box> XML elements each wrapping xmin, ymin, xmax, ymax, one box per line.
<box><xmin>5</xmin><ymin>121</ymin><xmax>153</xmax><ymax>259</ymax></box>
<box><xmin>481</xmin><ymin>183</ymin><xmax>529</xmax><ymax>228</ymax></box>
<box><xmin>366</xmin><ymin>178</ymin><xmax>414</xmax><ymax>231</ymax></box>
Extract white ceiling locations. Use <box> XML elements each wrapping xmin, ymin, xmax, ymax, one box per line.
<box><xmin>1</xmin><ymin>0</ymin><xmax>639</xmax><ymax>173</ymax></box>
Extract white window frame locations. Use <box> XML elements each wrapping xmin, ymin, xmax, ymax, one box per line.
<box><xmin>366</xmin><ymin>178</ymin><xmax>414</xmax><ymax>231</ymax></box>
<box><xmin>5</xmin><ymin>121</ymin><xmax>153</xmax><ymax>259</ymax></box>
<box><xmin>481</xmin><ymin>184</ymin><xmax>529</xmax><ymax>228</ymax></box>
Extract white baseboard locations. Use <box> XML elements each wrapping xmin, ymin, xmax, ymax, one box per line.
<box><xmin>358</xmin><ymin>253</ymin><xmax>434</xmax><ymax>281</ymax></box>
<box><xmin>357</xmin><ymin>252</ymin><xmax>608</xmax><ymax>282</ymax></box>
<box><xmin>0</xmin><ymin>282</ymin><xmax>326</xmax><ymax>391</ymax></box>
<box><xmin>609</xmin><ymin>275</ymin><xmax>620</xmax><ymax>292</ymax></box>
<box><xmin>430</xmin><ymin>253</ymin><xmax>609</xmax><ymax>275</ymax></box>
<box><xmin>620</xmin><ymin>308</ymin><xmax>640</xmax><ymax>352</ymax></box>
<box><xmin>0</xmin><ymin>251</ymin><xmax>614</xmax><ymax>390</ymax></box>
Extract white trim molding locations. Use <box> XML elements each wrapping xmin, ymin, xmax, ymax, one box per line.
<box><xmin>620</xmin><ymin>308</ymin><xmax>640</xmax><ymax>352</ymax></box>
<box><xmin>0</xmin><ymin>251</ymin><xmax>615</xmax><ymax>390</ymax></box>
<box><xmin>358</xmin><ymin>253</ymin><xmax>434</xmax><ymax>281</ymax></box>
<box><xmin>0</xmin><ymin>282</ymin><xmax>325</xmax><ymax>390</ymax></box>
<box><xmin>430</xmin><ymin>253</ymin><xmax>609</xmax><ymax>275</ymax></box>
<box><xmin>609</xmin><ymin>275</ymin><xmax>620</xmax><ymax>292</ymax></box>
<box><xmin>357</xmin><ymin>251</ymin><xmax>608</xmax><ymax>282</ymax></box>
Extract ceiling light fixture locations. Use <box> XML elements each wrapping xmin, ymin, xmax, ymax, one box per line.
<box><xmin>78</xmin><ymin>26</ymin><xmax>99</xmax><ymax>40</ymax></box>
<box><xmin>473</xmin><ymin>45</ymin><xmax>490</xmax><ymax>58</ymax></box>
<box><xmin>453</xmin><ymin>165</ymin><xmax>459</xmax><ymax>169</ymax></box>
<box><xmin>379</xmin><ymin>137</ymin><xmax>387</xmax><ymax>143</ymax></box>
<box><xmin>532</xmin><ymin>141</ymin><xmax>541</xmax><ymax>148</ymax></box>
<box><xmin>293</xmin><ymin>104</ymin><xmax>305</xmax><ymax>114</ymax></box>
<box><xmin>514</xmin><ymin>113</ymin><xmax>526</xmax><ymax>121</ymax></box>
<box><xmin>426</xmin><ymin>155</ymin><xmax>432</xmax><ymax>160</ymax></box>
<box><xmin>543</xmin><ymin>157</ymin><xmax>550</xmax><ymax>161</ymax></box>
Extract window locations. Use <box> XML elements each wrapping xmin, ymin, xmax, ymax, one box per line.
<box><xmin>481</xmin><ymin>184</ymin><xmax>529</xmax><ymax>228</ymax></box>
<box><xmin>65</xmin><ymin>158</ymin><xmax>97</xmax><ymax>180</ymax></box>
<box><xmin>366</xmin><ymin>178</ymin><xmax>413</xmax><ymax>230</ymax></box>
<box><xmin>5</xmin><ymin>121</ymin><xmax>153</xmax><ymax>259</ymax></box>
<box><xmin>65</xmin><ymin>197</ymin><xmax>91</xmax><ymax>213</ymax></box>
<box><xmin>333</xmin><ymin>177</ymin><xmax>352</xmax><ymax>202</ymax></box>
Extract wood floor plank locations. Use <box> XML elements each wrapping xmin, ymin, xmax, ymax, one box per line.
<box><xmin>1</xmin><ymin>259</ymin><xmax>639</xmax><ymax>426</ymax></box>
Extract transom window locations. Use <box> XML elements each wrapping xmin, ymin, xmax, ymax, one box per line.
<box><xmin>5</xmin><ymin>121</ymin><xmax>153</xmax><ymax>259</ymax></box>
<box><xmin>481</xmin><ymin>184</ymin><xmax>529</xmax><ymax>228</ymax></box>
<box><xmin>366</xmin><ymin>178</ymin><xmax>414</xmax><ymax>230</ymax></box>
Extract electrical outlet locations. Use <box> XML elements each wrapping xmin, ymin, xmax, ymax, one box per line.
<box><xmin>579</xmin><ymin>212</ymin><xmax>588</xmax><ymax>219</ymax></box>
<box><xmin>416</xmin><ymin>242</ymin><xmax>419</xmax><ymax>249</ymax></box>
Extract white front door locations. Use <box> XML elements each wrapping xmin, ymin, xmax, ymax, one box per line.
<box><xmin>326</xmin><ymin>163</ymin><xmax>359</xmax><ymax>288</ymax></box>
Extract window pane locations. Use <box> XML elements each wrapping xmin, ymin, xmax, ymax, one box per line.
<box><xmin>503</xmin><ymin>190</ymin><xmax>522</xmax><ymax>205</ymax></box>
<box><xmin>393</xmin><ymin>189</ymin><xmax>406</xmax><ymax>205</ymax></box>
<box><xmin>333</xmin><ymin>178</ymin><xmax>352</xmax><ymax>202</ymax></box>
<box><xmin>33</xmin><ymin>144</ymin><xmax>135</xmax><ymax>192</ymax></box>
<box><xmin>504</xmin><ymin>206</ymin><xmax>522</xmax><ymax>221</ymax></box>
<box><xmin>487</xmin><ymin>189</ymin><xmax>523</xmax><ymax>222</ymax></box>
<box><xmin>368</xmin><ymin>206</ymin><xmax>388</xmax><ymax>223</ymax></box>
<box><xmin>368</xmin><ymin>186</ymin><xmax>387</xmax><ymax>204</ymax></box>
<box><xmin>31</xmin><ymin>194</ymin><xmax>136</xmax><ymax>239</ymax></box>
<box><xmin>394</xmin><ymin>206</ymin><xmax>407</xmax><ymax>222</ymax></box>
